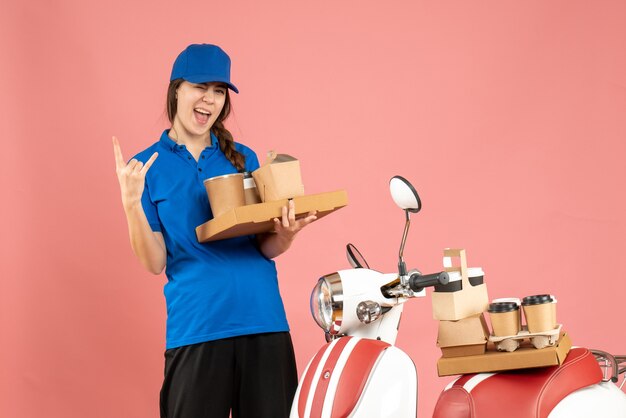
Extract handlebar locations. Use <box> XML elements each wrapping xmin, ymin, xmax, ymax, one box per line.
<box><xmin>409</xmin><ymin>271</ymin><xmax>449</xmax><ymax>293</ymax></box>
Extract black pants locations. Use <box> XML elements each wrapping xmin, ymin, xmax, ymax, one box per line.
<box><xmin>160</xmin><ymin>332</ymin><xmax>298</xmax><ymax>418</ymax></box>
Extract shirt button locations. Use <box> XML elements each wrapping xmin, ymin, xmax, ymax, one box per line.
<box><xmin>198</xmin><ymin>168</ymin><xmax>202</xmax><ymax>172</ymax></box>
<box><xmin>201</xmin><ymin>156</ymin><xmax>205</xmax><ymax>159</ymax></box>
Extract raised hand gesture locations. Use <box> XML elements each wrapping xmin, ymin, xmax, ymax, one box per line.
<box><xmin>112</xmin><ymin>136</ymin><xmax>158</xmax><ymax>210</ymax></box>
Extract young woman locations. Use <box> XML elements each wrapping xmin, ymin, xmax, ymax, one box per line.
<box><xmin>112</xmin><ymin>43</ymin><xmax>315</xmax><ymax>418</ymax></box>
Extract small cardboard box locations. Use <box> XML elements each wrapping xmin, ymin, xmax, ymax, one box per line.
<box><xmin>431</xmin><ymin>249</ymin><xmax>489</xmax><ymax>321</ymax></box>
<box><xmin>436</xmin><ymin>332</ymin><xmax>572</xmax><ymax>376</ymax></box>
<box><xmin>437</xmin><ymin>313</ymin><xmax>490</xmax><ymax>358</ymax></box>
<box><xmin>252</xmin><ymin>152</ymin><xmax>305</xmax><ymax>202</ymax></box>
<box><xmin>196</xmin><ymin>190</ymin><xmax>348</xmax><ymax>242</ymax></box>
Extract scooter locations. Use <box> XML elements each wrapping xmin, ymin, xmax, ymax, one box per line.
<box><xmin>290</xmin><ymin>175</ymin><xmax>626</xmax><ymax>418</ymax></box>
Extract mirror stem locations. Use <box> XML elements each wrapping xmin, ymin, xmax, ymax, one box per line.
<box><xmin>398</xmin><ymin>210</ymin><xmax>411</xmax><ymax>277</ymax></box>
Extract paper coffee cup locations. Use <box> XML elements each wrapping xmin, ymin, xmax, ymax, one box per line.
<box><xmin>243</xmin><ymin>172</ymin><xmax>261</xmax><ymax>205</ymax></box>
<box><xmin>204</xmin><ymin>173</ymin><xmax>245</xmax><ymax>217</ymax></box>
<box><xmin>522</xmin><ymin>294</ymin><xmax>557</xmax><ymax>333</ymax></box>
<box><xmin>492</xmin><ymin>298</ymin><xmax>522</xmax><ymax>331</ymax></box>
<box><xmin>488</xmin><ymin>302</ymin><xmax>521</xmax><ymax>337</ymax></box>
<box><xmin>467</xmin><ymin>267</ymin><xmax>484</xmax><ymax>286</ymax></box>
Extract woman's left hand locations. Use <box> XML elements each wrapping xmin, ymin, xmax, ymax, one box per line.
<box><xmin>258</xmin><ymin>199</ymin><xmax>317</xmax><ymax>259</ymax></box>
<box><xmin>273</xmin><ymin>199</ymin><xmax>317</xmax><ymax>241</ymax></box>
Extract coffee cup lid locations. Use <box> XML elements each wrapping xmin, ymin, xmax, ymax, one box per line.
<box><xmin>492</xmin><ymin>297</ymin><xmax>521</xmax><ymax>306</ymax></box>
<box><xmin>488</xmin><ymin>301</ymin><xmax>519</xmax><ymax>313</ymax></box>
<box><xmin>467</xmin><ymin>267</ymin><xmax>484</xmax><ymax>277</ymax></box>
<box><xmin>522</xmin><ymin>294</ymin><xmax>554</xmax><ymax>306</ymax></box>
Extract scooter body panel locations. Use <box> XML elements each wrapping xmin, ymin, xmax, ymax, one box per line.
<box><xmin>290</xmin><ymin>337</ymin><xmax>417</xmax><ymax>418</ymax></box>
<box><xmin>349</xmin><ymin>345</ymin><xmax>417</xmax><ymax>418</ymax></box>
<box><xmin>548</xmin><ymin>381</ymin><xmax>626</xmax><ymax>418</ymax></box>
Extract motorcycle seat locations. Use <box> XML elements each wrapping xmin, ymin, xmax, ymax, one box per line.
<box><xmin>432</xmin><ymin>347</ymin><xmax>603</xmax><ymax>418</ymax></box>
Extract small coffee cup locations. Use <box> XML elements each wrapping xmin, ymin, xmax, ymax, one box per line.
<box><xmin>467</xmin><ymin>267</ymin><xmax>485</xmax><ymax>287</ymax></box>
<box><xmin>204</xmin><ymin>173</ymin><xmax>245</xmax><ymax>217</ymax></box>
<box><xmin>492</xmin><ymin>297</ymin><xmax>522</xmax><ymax>329</ymax></box>
<box><xmin>488</xmin><ymin>301</ymin><xmax>521</xmax><ymax>337</ymax></box>
<box><xmin>522</xmin><ymin>294</ymin><xmax>557</xmax><ymax>333</ymax></box>
<box><xmin>243</xmin><ymin>172</ymin><xmax>261</xmax><ymax>205</ymax></box>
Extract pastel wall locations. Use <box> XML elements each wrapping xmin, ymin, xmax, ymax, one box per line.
<box><xmin>2</xmin><ymin>1</ymin><xmax>625</xmax><ymax>417</ymax></box>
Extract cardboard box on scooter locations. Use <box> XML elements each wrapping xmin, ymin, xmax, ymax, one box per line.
<box><xmin>436</xmin><ymin>332</ymin><xmax>572</xmax><ymax>376</ymax></box>
<box><xmin>431</xmin><ymin>248</ymin><xmax>490</xmax><ymax>321</ymax></box>
<box><xmin>437</xmin><ymin>313</ymin><xmax>490</xmax><ymax>358</ymax></box>
<box><xmin>251</xmin><ymin>151</ymin><xmax>305</xmax><ymax>202</ymax></box>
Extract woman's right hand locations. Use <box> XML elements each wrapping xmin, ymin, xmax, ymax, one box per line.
<box><xmin>112</xmin><ymin>136</ymin><xmax>166</xmax><ymax>274</ymax></box>
<box><xmin>112</xmin><ymin>136</ymin><xmax>158</xmax><ymax>210</ymax></box>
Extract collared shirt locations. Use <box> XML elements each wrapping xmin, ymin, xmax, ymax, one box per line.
<box><xmin>133</xmin><ymin>130</ymin><xmax>289</xmax><ymax>349</ymax></box>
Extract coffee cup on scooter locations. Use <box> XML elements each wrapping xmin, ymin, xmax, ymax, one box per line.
<box><xmin>522</xmin><ymin>294</ymin><xmax>557</xmax><ymax>333</ymax></box>
<box><xmin>204</xmin><ymin>173</ymin><xmax>245</xmax><ymax>217</ymax></box>
<box><xmin>488</xmin><ymin>301</ymin><xmax>521</xmax><ymax>337</ymax></box>
<box><xmin>467</xmin><ymin>267</ymin><xmax>485</xmax><ymax>286</ymax></box>
<box><xmin>492</xmin><ymin>297</ymin><xmax>522</xmax><ymax>330</ymax></box>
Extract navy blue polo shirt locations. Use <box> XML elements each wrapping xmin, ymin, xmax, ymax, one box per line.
<box><xmin>133</xmin><ymin>130</ymin><xmax>289</xmax><ymax>349</ymax></box>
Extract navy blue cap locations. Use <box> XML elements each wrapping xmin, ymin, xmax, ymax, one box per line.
<box><xmin>170</xmin><ymin>44</ymin><xmax>239</xmax><ymax>93</ymax></box>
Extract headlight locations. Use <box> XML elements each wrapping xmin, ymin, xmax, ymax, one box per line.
<box><xmin>310</xmin><ymin>273</ymin><xmax>343</xmax><ymax>334</ymax></box>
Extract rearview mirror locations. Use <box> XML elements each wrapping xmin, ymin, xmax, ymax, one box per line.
<box><xmin>389</xmin><ymin>176</ymin><xmax>421</xmax><ymax>213</ymax></box>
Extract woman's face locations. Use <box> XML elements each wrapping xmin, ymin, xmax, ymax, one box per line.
<box><xmin>173</xmin><ymin>81</ymin><xmax>227</xmax><ymax>140</ymax></box>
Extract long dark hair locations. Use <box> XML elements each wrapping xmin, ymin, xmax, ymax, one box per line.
<box><xmin>166</xmin><ymin>79</ymin><xmax>246</xmax><ymax>171</ymax></box>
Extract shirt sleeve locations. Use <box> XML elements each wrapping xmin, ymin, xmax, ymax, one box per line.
<box><xmin>141</xmin><ymin>179</ymin><xmax>162</xmax><ymax>232</ymax></box>
<box><xmin>244</xmin><ymin>147</ymin><xmax>261</xmax><ymax>172</ymax></box>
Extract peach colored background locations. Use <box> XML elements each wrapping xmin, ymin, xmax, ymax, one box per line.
<box><xmin>2</xmin><ymin>1</ymin><xmax>625</xmax><ymax>417</ymax></box>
